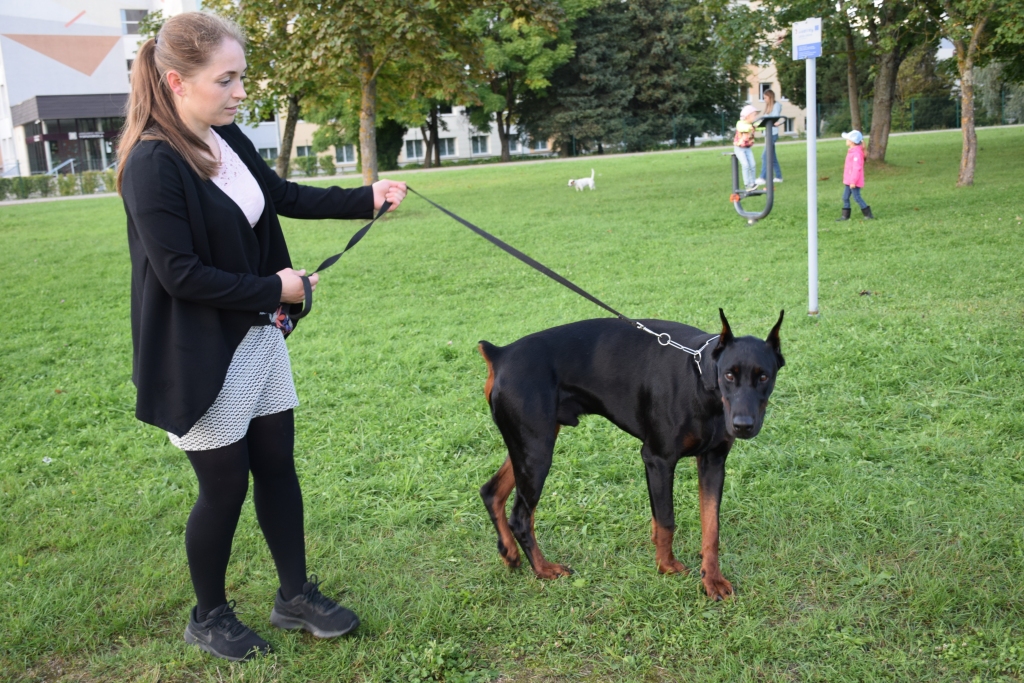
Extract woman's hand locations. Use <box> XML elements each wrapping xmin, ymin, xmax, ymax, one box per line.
<box><xmin>372</xmin><ymin>180</ymin><xmax>408</xmax><ymax>212</ymax></box>
<box><xmin>277</xmin><ymin>268</ymin><xmax>318</xmax><ymax>304</ymax></box>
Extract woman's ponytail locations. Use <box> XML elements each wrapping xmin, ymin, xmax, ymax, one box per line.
<box><xmin>115</xmin><ymin>12</ymin><xmax>245</xmax><ymax>194</ymax></box>
<box><xmin>116</xmin><ymin>38</ymin><xmax>159</xmax><ymax>193</ymax></box>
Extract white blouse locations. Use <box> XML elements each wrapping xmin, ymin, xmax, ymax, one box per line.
<box><xmin>211</xmin><ymin>129</ymin><xmax>266</xmax><ymax>227</ymax></box>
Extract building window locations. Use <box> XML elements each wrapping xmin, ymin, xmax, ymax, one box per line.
<box><xmin>296</xmin><ymin>146</ymin><xmax>312</xmax><ymax>157</ymax></box>
<box><xmin>509</xmin><ymin>138</ymin><xmax>518</xmax><ymax>152</ymax></box>
<box><xmin>530</xmin><ymin>138</ymin><xmax>547</xmax><ymax>151</ymax></box>
<box><xmin>336</xmin><ymin>144</ymin><xmax>356</xmax><ymax>163</ymax></box>
<box><xmin>121</xmin><ymin>9</ymin><xmax>148</xmax><ymax>35</ymax></box>
<box><xmin>759</xmin><ymin>83</ymin><xmax>773</xmax><ymax>100</ymax></box>
<box><xmin>405</xmin><ymin>139</ymin><xmax>423</xmax><ymax>159</ymax></box>
<box><xmin>438</xmin><ymin>138</ymin><xmax>455</xmax><ymax>157</ymax></box>
<box><xmin>471</xmin><ymin>136</ymin><xmax>488</xmax><ymax>154</ymax></box>
<box><xmin>438</xmin><ymin>105</ymin><xmax>453</xmax><ymax>115</ymax></box>
<box><xmin>783</xmin><ymin>117</ymin><xmax>794</xmax><ymax>133</ymax></box>
<box><xmin>259</xmin><ymin>148</ymin><xmax>278</xmax><ymax>160</ymax></box>
<box><xmin>126</xmin><ymin>59</ymin><xmax>134</xmax><ymax>77</ymax></box>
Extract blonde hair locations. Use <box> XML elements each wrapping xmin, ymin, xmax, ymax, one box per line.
<box><xmin>763</xmin><ymin>89</ymin><xmax>776</xmax><ymax>112</ymax></box>
<box><xmin>117</xmin><ymin>12</ymin><xmax>245</xmax><ymax>193</ymax></box>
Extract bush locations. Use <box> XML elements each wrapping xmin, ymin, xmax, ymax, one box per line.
<box><xmin>57</xmin><ymin>174</ymin><xmax>79</xmax><ymax>196</ymax></box>
<box><xmin>11</xmin><ymin>177</ymin><xmax>32</xmax><ymax>199</ymax></box>
<box><xmin>0</xmin><ymin>177</ymin><xmax>10</xmax><ymax>201</ymax></box>
<box><xmin>101</xmin><ymin>169</ymin><xmax>117</xmax><ymax>193</ymax></box>
<box><xmin>294</xmin><ymin>155</ymin><xmax>319</xmax><ymax>177</ymax></box>
<box><xmin>81</xmin><ymin>171</ymin><xmax>101</xmax><ymax>195</ymax></box>
<box><xmin>318</xmin><ymin>155</ymin><xmax>336</xmax><ymax>176</ymax></box>
<box><xmin>34</xmin><ymin>175</ymin><xmax>54</xmax><ymax>197</ymax></box>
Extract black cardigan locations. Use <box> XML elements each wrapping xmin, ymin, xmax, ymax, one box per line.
<box><xmin>122</xmin><ymin>123</ymin><xmax>374</xmax><ymax>437</ymax></box>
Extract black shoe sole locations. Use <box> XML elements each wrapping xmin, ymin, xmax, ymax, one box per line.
<box><xmin>270</xmin><ymin>608</ymin><xmax>359</xmax><ymax>638</ymax></box>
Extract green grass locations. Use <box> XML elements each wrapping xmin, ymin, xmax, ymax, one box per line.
<box><xmin>2</xmin><ymin>127</ymin><xmax>1023</xmax><ymax>682</ymax></box>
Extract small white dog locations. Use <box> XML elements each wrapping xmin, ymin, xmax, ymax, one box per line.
<box><xmin>568</xmin><ymin>169</ymin><xmax>595</xmax><ymax>191</ymax></box>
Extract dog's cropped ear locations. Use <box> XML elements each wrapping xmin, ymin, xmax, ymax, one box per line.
<box><xmin>766</xmin><ymin>310</ymin><xmax>785</xmax><ymax>369</ymax></box>
<box><xmin>712</xmin><ymin>308</ymin><xmax>734</xmax><ymax>360</ymax></box>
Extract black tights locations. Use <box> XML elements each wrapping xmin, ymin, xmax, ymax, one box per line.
<box><xmin>185</xmin><ymin>409</ymin><xmax>306</xmax><ymax>619</ymax></box>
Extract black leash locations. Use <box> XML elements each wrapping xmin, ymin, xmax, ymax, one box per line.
<box><xmin>290</xmin><ymin>200</ymin><xmax>391</xmax><ymax>321</ymax></box>
<box><xmin>406</xmin><ymin>187</ymin><xmax>632</xmax><ymax>322</ymax></box>
<box><xmin>296</xmin><ymin>187</ymin><xmax>717</xmax><ymax>372</ymax></box>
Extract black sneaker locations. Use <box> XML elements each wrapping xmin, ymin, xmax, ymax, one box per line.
<box><xmin>270</xmin><ymin>575</ymin><xmax>359</xmax><ymax>638</ymax></box>
<box><xmin>184</xmin><ymin>601</ymin><xmax>271</xmax><ymax>662</ymax></box>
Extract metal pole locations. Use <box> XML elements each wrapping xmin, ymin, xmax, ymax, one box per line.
<box><xmin>807</xmin><ymin>57</ymin><xmax>819</xmax><ymax>316</ymax></box>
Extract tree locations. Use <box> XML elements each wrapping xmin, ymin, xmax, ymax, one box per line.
<box><xmin>763</xmin><ymin>0</ymin><xmax>931</xmax><ymax>161</ymax></box>
<box><xmin>205</xmin><ymin>0</ymin><xmax>319</xmax><ymax>179</ymax></box>
<box><xmin>518</xmin><ymin>0</ymin><xmax>633</xmax><ymax>154</ymax></box>
<box><xmin>293</xmin><ymin>0</ymin><xmax>551</xmax><ymax>185</ymax></box>
<box><xmin>917</xmin><ymin>0</ymin><xmax>1024</xmax><ymax>186</ymax></box>
<box><xmin>762</xmin><ymin>1</ymin><xmax>874</xmax><ymax>138</ymax></box>
<box><xmin>522</xmin><ymin>0</ymin><xmax>749</xmax><ymax>153</ymax></box>
<box><xmin>854</xmin><ymin>0</ymin><xmax>931</xmax><ymax>161</ymax></box>
<box><xmin>677</xmin><ymin>0</ymin><xmax>755</xmax><ymax>145</ymax></box>
<box><xmin>419</xmin><ymin>100</ymin><xmax>451</xmax><ymax>168</ymax></box>
<box><xmin>468</xmin><ymin>3</ymin><xmax>574</xmax><ymax>161</ymax></box>
<box><xmin>975</xmin><ymin>62</ymin><xmax>1024</xmax><ymax>125</ymax></box>
<box><xmin>618</xmin><ymin>0</ymin><xmax>698</xmax><ymax>151</ymax></box>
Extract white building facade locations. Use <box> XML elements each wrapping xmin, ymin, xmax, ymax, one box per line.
<box><xmin>0</xmin><ymin>0</ymin><xmax>282</xmax><ymax>177</ymax></box>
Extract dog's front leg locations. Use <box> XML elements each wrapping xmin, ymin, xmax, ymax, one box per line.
<box><xmin>642</xmin><ymin>447</ymin><xmax>688</xmax><ymax>575</ymax></box>
<box><xmin>696</xmin><ymin>447</ymin><xmax>734</xmax><ymax>600</ymax></box>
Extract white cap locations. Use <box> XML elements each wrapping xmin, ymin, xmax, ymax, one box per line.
<box><xmin>740</xmin><ymin>105</ymin><xmax>759</xmax><ymax>119</ymax></box>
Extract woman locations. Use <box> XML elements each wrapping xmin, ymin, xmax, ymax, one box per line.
<box><xmin>756</xmin><ymin>89</ymin><xmax>784</xmax><ymax>185</ymax></box>
<box><xmin>118</xmin><ymin>12</ymin><xmax>407</xmax><ymax>662</ymax></box>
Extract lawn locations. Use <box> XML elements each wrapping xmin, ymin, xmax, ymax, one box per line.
<box><xmin>2</xmin><ymin>127</ymin><xmax>1023</xmax><ymax>682</ymax></box>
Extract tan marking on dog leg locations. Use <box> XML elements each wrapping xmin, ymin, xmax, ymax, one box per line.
<box><xmin>527</xmin><ymin>512</ymin><xmax>572</xmax><ymax>579</ymax></box>
<box><xmin>698</xmin><ymin>483</ymin><xmax>733</xmax><ymax>600</ymax></box>
<box><xmin>490</xmin><ymin>457</ymin><xmax>519</xmax><ymax>567</ymax></box>
<box><xmin>651</xmin><ymin>518</ymin><xmax>688</xmax><ymax>575</ymax></box>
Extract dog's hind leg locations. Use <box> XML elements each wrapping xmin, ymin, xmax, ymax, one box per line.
<box><xmin>642</xmin><ymin>445</ymin><xmax>688</xmax><ymax>575</ymax></box>
<box><xmin>480</xmin><ymin>457</ymin><xmax>520</xmax><ymax>568</ymax></box>
<box><xmin>506</xmin><ymin>427</ymin><xmax>571</xmax><ymax>579</ymax></box>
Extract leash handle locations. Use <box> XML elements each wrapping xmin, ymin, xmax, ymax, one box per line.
<box><xmin>290</xmin><ymin>200</ymin><xmax>392</xmax><ymax>322</ymax></box>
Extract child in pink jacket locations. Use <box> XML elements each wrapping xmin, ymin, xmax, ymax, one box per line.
<box><xmin>836</xmin><ymin>130</ymin><xmax>874</xmax><ymax>220</ymax></box>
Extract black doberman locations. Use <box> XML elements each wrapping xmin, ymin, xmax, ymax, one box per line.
<box><xmin>477</xmin><ymin>310</ymin><xmax>784</xmax><ymax>599</ymax></box>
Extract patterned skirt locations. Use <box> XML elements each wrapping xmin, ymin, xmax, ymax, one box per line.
<box><xmin>168</xmin><ymin>325</ymin><xmax>299</xmax><ymax>451</ymax></box>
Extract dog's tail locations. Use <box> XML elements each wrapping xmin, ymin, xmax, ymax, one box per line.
<box><xmin>590</xmin><ymin>168</ymin><xmax>594</xmax><ymax>179</ymax></box>
<box><xmin>478</xmin><ymin>341</ymin><xmax>503</xmax><ymax>406</ymax></box>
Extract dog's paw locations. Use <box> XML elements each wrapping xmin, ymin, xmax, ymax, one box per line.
<box><xmin>700</xmin><ymin>569</ymin><xmax>734</xmax><ymax>601</ymax></box>
<box><xmin>534</xmin><ymin>562</ymin><xmax>573</xmax><ymax>579</ymax></box>
<box><xmin>500</xmin><ymin>549</ymin><xmax>521</xmax><ymax>569</ymax></box>
<box><xmin>656</xmin><ymin>557</ymin><xmax>690</xmax><ymax>575</ymax></box>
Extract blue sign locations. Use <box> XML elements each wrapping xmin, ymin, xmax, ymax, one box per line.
<box><xmin>796</xmin><ymin>43</ymin><xmax>822</xmax><ymax>59</ymax></box>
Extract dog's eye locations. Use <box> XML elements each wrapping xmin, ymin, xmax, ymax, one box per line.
<box><xmin>759</xmin><ymin>373</ymin><xmax>768</xmax><ymax>383</ymax></box>
<box><xmin>724</xmin><ymin>372</ymin><xmax>735</xmax><ymax>382</ymax></box>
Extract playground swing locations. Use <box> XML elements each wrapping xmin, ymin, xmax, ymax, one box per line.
<box><xmin>729</xmin><ymin>115</ymin><xmax>782</xmax><ymax>224</ymax></box>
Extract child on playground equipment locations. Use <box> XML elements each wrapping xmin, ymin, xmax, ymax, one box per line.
<box><xmin>733</xmin><ymin>105</ymin><xmax>759</xmax><ymax>190</ymax></box>
<box><xmin>836</xmin><ymin>130</ymin><xmax>874</xmax><ymax>221</ymax></box>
